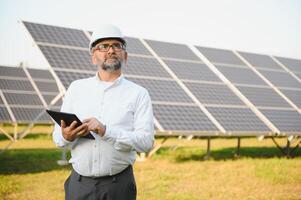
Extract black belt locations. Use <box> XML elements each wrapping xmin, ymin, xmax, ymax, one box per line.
<box><xmin>73</xmin><ymin>165</ymin><xmax>132</xmax><ymax>183</ymax></box>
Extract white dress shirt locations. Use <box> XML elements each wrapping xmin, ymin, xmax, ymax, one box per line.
<box><xmin>52</xmin><ymin>74</ymin><xmax>155</xmax><ymax>177</ymax></box>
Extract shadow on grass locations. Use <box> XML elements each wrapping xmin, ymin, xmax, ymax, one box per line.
<box><xmin>0</xmin><ymin>148</ymin><xmax>71</xmax><ymax>175</ymax></box>
<box><xmin>155</xmin><ymin>146</ymin><xmax>301</xmax><ymax>162</ymax></box>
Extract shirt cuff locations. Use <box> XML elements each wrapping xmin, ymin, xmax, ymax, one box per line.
<box><xmin>60</xmin><ymin>133</ymin><xmax>72</xmax><ymax>145</ymax></box>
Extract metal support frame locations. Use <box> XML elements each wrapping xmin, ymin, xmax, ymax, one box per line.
<box><xmin>0</xmin><ymin>125</ymin><xmax>14</xmax><ymax>141</ymax></box>
<box><xmin>235</xmin><ymin>137</ymin><xmax>241</xmax><ymax>157</ymax></box>
<box><xmin>204</xmin><ymin>137</ymin><xmax>211</xmax><ymax>159</ymax></box>
<box><xmin>271</xmin><ymin>136</ymin><xmax>300</xmax><ymax>157</ymax></box>
<box><xmin>147</xmin><ymin>136</ymin><xmax>169</xmax><ymax>158</ymax></box>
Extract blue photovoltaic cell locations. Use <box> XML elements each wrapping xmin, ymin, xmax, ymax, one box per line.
<box><xmin>35</xmin><ymin>81</ymin><xmax>59</xmax><ymax>93</ymax></box>
<box><xmin>260</xmin><ymin>109</ymin><xmax>301</xmax><ymax>132</ymax></box>
<box><xmin>0</xmin><ymin>66</ymin><xmax>27</xmax><ymax>77</ymax></box>
<box><xmin>153</xmin><ymin>104</ymin><xmax>218</xmax><ymax>131</ymax></box>
<box><xmin>237</xmin><ymin>86</ymin><xmax>291</xmax><ymax>108</ymax></box>
<box><xmin>0</xmin><ymin>79</ymin><xmax>34</xmax><ymax>91</ymax></box>
<box><xmin>164</xmin><ymin>59</ymin><xmax>222</xmax><ymax>82</ymax></box>
<box><xmin>275</xmin><ymin>56</ymin><xmax>301</xmax><ymax>73</ymax></box>
<box><xmin>124</xmin><ymin>37</ymin><xmax>152</xmax><ymax>55</ymax></box>
<box><xmin>215</xmin><ymin>65</ymin><xmax>267</xmax><ymax>86</ymax></box>
<box><xmin>184</xmin><ymin>82</ymin><xmax>244</xmax><ymax>105</ymax></box>
<box><xmin>146</xmin><ymin>39</ymin><xmax>200</xmax><ymax>61</ymax></box>
<box><xmin>206</xmin><ymin>107</ymin><xmax>270</xmax><ymax>132</ymax></box>
<box><xmin>43</xmin><ymin>94</ymin><xmax>63</xmax><ymax>107</ymax></box>
<box><xmin>128</xmin><ymin>78</ymin><xmax>193</xmax><ymax>103</ymax></box>
<box><xmin>280</xmin><ymin>89</ymin><xmax>301</xmax><ymax>108</ymax></box>
<box><xmin>125</xmin><ymin>56</ymin><xmax>171</xmax><ymax>78</ymax></box>
<box><xmin>3</xmin><ymin>92</ymin><xmax>43</xmax><ymax>106</ymax></box>
<box><xmin>39</xmin><ymin>46</ymin><xmax>95</xmax><ymax>71</ymax></box>
<box><xmin>28</xmin><ymin>68</ymin><xmax>55</xmax><ymax>79</ymax></box>
<box><xmin>238</xmin><ymin>51</ymin><xmax>283</xmax><ymax>70</ymax></box>
<box><xmin>196</xmin><ymin>46</ymin><xmax>245</xmax><ymax>65</ymax></box>
<box><xmin>258</xmin><ymin>70</ymin><xmax>301</xmax><ymax>88</ymax></box>
<box><xmin>10</xmin><ymin>107</ymin><xmax>51</xmax><ymax>122</ymax></box>
<box><xmin>294</xmin><ymin>72</ymin><xmax>301</xmax><ymax>80</ymax></box>
<box><xmin>54</xmin><ymin>70</ymin><xmax>94</xmax><ymax>89</ymax></box>
<box><xmin>23</xmin><ymin>21</ymin><xmax>89</xmax><ymax>48</ymax></box>
<box><xmin>0</xmin><ymin>106</ymin><xmax>11</xmax><ymax>122</ymax></box>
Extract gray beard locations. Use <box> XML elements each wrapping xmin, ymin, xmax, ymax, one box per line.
<box><xmin>102</xmin><ymin>59</ymin><xmax>122</xmax><ymax>72</ymax></box>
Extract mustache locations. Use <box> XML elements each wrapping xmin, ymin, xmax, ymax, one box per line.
<box><xmin>106</xmin><ymin>55</ymin><xmax>119</xmax><ymax>60</ymax></box>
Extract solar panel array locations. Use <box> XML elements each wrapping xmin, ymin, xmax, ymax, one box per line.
<box><xmin>0</xmin><ymin>66</ymin><xmax>60</xmax><ymax>123</ymax></box>
<box><xmin>3</xmin><ymin>21</ymin><xmax>299</xmax><ymax>136</ymax></box>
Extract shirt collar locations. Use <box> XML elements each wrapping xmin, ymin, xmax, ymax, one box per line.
<box><xmin>95</xmin><ymin>72</ymin><xmax>124</xmax><ymax>87</ymax></box>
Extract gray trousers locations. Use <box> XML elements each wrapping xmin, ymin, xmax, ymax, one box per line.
<box><xmin>64</xmin><ymin>166</ymin><xmax>136</xmax><ymax>200</ymax></box>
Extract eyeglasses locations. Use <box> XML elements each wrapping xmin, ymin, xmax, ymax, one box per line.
<box><xmin>95</xmin><ymin>43</ymin><xmax>125</xmax><ymax>52</ymax></box>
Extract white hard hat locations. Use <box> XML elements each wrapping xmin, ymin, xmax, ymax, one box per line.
<box><xmin>89</xmin><ymin>24</ymin><xmax>126</xmax><ymax>52</ymax></box>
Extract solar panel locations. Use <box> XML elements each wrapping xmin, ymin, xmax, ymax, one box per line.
<box><xmin>10</xmin><ymin>107</ymin><xmax>51</xmax><ymax>122</ymax></box>
<box><xmin>27</xmin><ymin>68</ymin><xmax>55</xmax><ymax>79</ymax></box>
<box><xmin>34</xmin><ymin>81</ymin><xmax>60</xmax><ymax>93</ymax></box>
<box><xmin>39</xmin><ymin>46</ymin><xmax>95</xmax><ymax>71</ymax></box>
<box><xmin>0</xmin><ymin>66</ymin><xmax>27</xmax><ymax>77</ymax></box>
<box><xmin>128</xmin><ymin>78</ymin><xmax>193</xmax><ymax>103</ymax></box>
<box><xmin>23</xmin><ymin>21</ymin><xmax>89</xmax><ymax>48</ymax></box>
<box><xmin>43</xmin><ymin>94</ymin><xmax>62</xmax><ymax>106</ymax></box>
<box><xmin>0</xmin><ymin>79</ymin><xmax>34</xmax><ymax>91</ymax></box>
<box><xmin>196</xmin><ymin>46</ymin><xmax>245</xmax><ymax>65</ymax></box>
<box><xmin>163</xmin><ymin>59</ymin><xmax>222</xmax><ymax>82</ymax></box>
<box><xmin>22</xmin><ymin>21</ymin><xmax>301</xmax><ymax>135</ymax></box>
<box><xmin>146</xmin><ymin>39</ymin><xmax>200</xmax><ymax>61</ymax></box>
<box><xmin>279</xmin><ymin>89</ymin><xmax>301</xmax><ymax>108</ymax></box>
<box><xmin>215</xmin><ymin>65</ymin><xmax>268</xmax><ymax>86</ymax></box>
<box><xmin>3</xmin><ymin>92</ymin><xmax>43</xmax><ymax>106</ymax></box>
<box><xmin>238</xmin><ymin>52</ymin><xmax>284</xmax><ymax>71</ymax></box>
<box><xmin>206</xmin><ymin>107</ymin><xmax>270</xmax><ymax>132</ymax></box>
<box><xmin>0</xmin><ymin>106</ymin><xmax>11</xmax><ymax>122</ymax></box>
<box><xmin>259</xmin><ymin>109</ymin><xmax>301</xmax><ymax>132</ymax></box>
<box><xmin>275</xmin><ymin>56</ymin><xmax>301</xmax><ymax>73</ymax></box>
<box><xmin>54</xmin><ymin>70</ymin><xmax>94</xmax><ymax>89</ymax></box>
<box><xmin>237</xmin><ymin>86</ymin><xmax>291</xmax><ymax>108</ymax></box>
<box><xmin>294</xmin><ymin>72</ymin><xmax>301</xmax><ymax>80</ymax></box>
<box><xmin>153</xmin><ymin>104</ymin><xmax>218</xmax><ymax>131</ymax></box>
<box><xmin>125</xmin><ymin>56</ymin><xmax>171</xmax><ymax>78</ymax></box>
<box><xmin>184</xmin><ymin>82</ymin><xmax>244</xmax><ymax>105</ymax></box>
<box><xmin>124</xmin><ymin>37</ymin><xmax>152</xmax><ymax>55</ymax></box>
<box><xmin>258</xmin><ymin>70</ymin><xmax>301</xmax><ymax>88</ymax></box>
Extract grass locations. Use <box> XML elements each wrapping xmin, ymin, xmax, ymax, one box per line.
<box><xmin>0</xmin><ymin>134</ymin><xmax>301</xmax><ymax>200</ymax></box>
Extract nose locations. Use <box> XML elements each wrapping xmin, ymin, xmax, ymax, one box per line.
<box><xmin>107</xmin><ymin>45</ymin><xmax>116</xmax><ymax>54</ymax></box>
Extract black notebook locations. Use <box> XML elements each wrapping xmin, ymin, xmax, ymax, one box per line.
<box><xmin>46</xmin><ymin>109</ymin><xmax>95</xmax><ymax>140</ymax></box>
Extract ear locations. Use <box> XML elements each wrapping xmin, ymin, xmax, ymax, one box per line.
<box><xmin>91</xmin><ymin>52</ymin><xmax>97</xmax><ymax>65</ymax></box>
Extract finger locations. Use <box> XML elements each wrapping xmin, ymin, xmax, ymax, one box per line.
<box><xmin>61</xmin><ymin>120</ymin><xmax>66</xmax><ymax>128</ymax></box>
<box><xmin>76</xmin><ymin>128</ymin><xmax>89</xmax><ymax>137</ymax></box>
<box><xmin>73</xmin><ymin>123</ymin><xmax>88</xmax><ymax>134</ymax></box>
<box><xmin>82</xmin><ymin>118</ymin><xmax>93</xmax><ymax>123</ymax></box>
<box><xmin>69</xmin><ymin>120</ymin><xmax>78</xmax><ymax>130</ymax></box>
<box><xmin>82</xmin><ymin>118</ymin><xmax>89</xmax><ymax>123</ymax></box>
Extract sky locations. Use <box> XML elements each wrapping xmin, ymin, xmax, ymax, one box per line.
<box><xmin>0</xmin><ymin>0</ymin><xmax>300</xmax><ymax>69</ymax></box>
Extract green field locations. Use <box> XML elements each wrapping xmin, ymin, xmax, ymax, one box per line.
<box><xmin>0</xmin><ymin>134</ymin><xmax>301</xmax><ymax>200</ymax></box>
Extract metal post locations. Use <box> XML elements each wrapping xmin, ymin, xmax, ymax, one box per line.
<box><xmin>235</xmin><ymin>137</ymin><xmax>241</xmax><ymax>157</ymax></box>
<box><xmin>205</xmin><ymin>137</ymin><xmax>211</xmax><ymax>159</ymax></box>
<box><xmin>286</xmin><ymin>139</ymin><xmax>291</xmax><ymax>158</ymax></box>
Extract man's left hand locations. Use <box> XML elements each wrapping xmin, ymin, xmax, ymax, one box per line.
<box><xmin>82</xmin><ymin>117</ymin><xmax>106</xmax><ymax>137</ymax></box>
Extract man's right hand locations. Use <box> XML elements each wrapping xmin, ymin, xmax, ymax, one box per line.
<box><xmin>61</xmin><ymin>120</ymin><xmax>89</xmax><ymax>142</ymax></box>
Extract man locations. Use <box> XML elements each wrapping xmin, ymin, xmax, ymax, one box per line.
<box><xmin>53</xmin><ymin>24</ymin><xmax>155</xmax><ymax>200</ymax></box>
